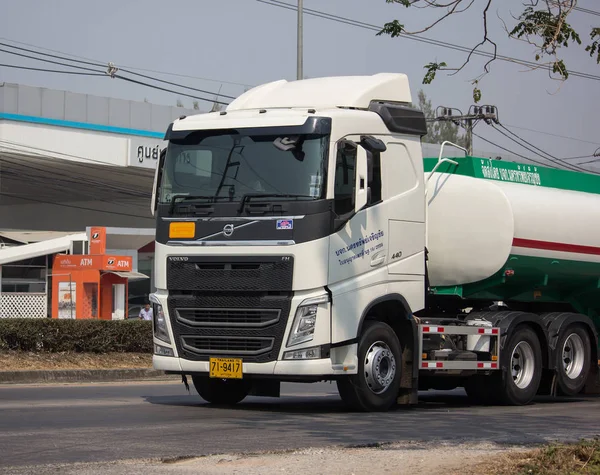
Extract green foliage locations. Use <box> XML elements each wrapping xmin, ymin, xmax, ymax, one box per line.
<box><xmin>0</xmin><ymin>319</ymin><xmax>152</xmax><ymax>353</ymax></box>
<box><xmin>586</xmin><ymin>28</ymin><xmax>600</xmax><ymax>64</ymax></box>
<box><xmin>415</xmin><ymin>89</ymin><xmax>466</xmax><ymax>147</ymax></box>
<box><xmin>472</xmin><ymin>84</ymin><xmax>482</xmax><ymax>104</ymax></box>
<box><xmin>379</xmin><ymin>0</ymin><xmax>598</xmax><ymax>95</ymax></box>
<box><xmin>510</xmin><ymin>6</ymin><xmax>581</xmax><ymax>80</ymax></box>
<box><xmin>384</xmin><ymin>0</ymin><xmax>412</xmax><ymax>6</ymax></box>
<box><xmin>377</xmin><ymin>19</ymin><xmax>405</xmax><ymax>38</ymax></box>
<box><xmin>423</xmin><ymin>62</ymin><xmax>446</xmax><ymax>85</ymax></box>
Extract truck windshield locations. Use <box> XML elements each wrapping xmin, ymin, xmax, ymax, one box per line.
<box><xmin>159</xmin><ymin>132</ymin><xmax>329</xmax><ymax>205</ymax></box>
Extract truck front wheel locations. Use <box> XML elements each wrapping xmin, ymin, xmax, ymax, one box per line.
<box><xmin>192</xmin><ymin>376</ymin><xmax>250</xmax><ymax>405</ymax></box>
<box><xmin>336</xmin><ymin>321</ymin><xmax>402</xmax><ymax>412</ymax></box>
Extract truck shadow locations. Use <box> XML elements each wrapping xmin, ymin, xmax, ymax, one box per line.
<box><xmin>142</xmin><ymin>390</ymin><xmax>591</xmax><ymax>415</ymax></box>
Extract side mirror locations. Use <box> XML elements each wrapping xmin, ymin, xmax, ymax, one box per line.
<box><xmin>151</xmin><ymin>149</ymin><xmax>166</xmax><ymax>217</ymax></box>
<box><xmin>354</xmin><ymin>145</ymin><xmax>368</xmax><ymax>214</ymax></box>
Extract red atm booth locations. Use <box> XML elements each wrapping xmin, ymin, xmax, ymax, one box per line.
<box><xmin>51</xmin><ymin>227</ymin><xmax>136</xmax><ymax>320</ymax></box>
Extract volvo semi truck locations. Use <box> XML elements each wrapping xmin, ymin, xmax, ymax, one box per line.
<box><xmin>150</xmin><ymin>73</ymin><xmax>600</xmax><ymax>411</ymax></box>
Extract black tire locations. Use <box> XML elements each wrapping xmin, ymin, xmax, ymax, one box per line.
<box><xmin>490</xmin><ymin>325</ymin><xmax>543</xmax><ymax>405</ymax></box>
<box><xmin>555</xmin><ymin>324</ymin><xmax>591</xmax><ymax>396</ymax></box>
<box><xmin>336</xmin><ymin>321</ymin><xmax>403</xmax><ymax>412</ymax></box>
<box><xmin>192</xmin><ymin>376</ymin><xmax>250</xmax><ymax>405</ymax></box>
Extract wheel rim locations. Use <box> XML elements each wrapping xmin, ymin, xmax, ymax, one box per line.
<box><xmin>364</xmin><ymin>340</ymin><xmax>396</xmax><ymax>394</ymax></box>
<box><xmin>562</xmin><ymin>333</ymin><xmax>585</xmax><ymax>380</ymax></box>
<box><xmin>511</xmin><ymin>341</ymin><xmax>535</xmax><ymax>389</ymax></box>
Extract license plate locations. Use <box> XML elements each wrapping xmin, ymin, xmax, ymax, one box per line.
<box><xmin>209</xmin><ymin>357</ymin><xmax>243</xmax><ymax>379</ymax></box>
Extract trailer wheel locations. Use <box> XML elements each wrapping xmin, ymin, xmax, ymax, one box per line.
<box><xmin>493</xmin><ymin>325</ymin><xmax>542</xmax><ymax>405</ymax></box>
<box><xmin>192</xmin><ymin>376</ymin><xmax>250</xmax><ymax>405</ymax></box>
<box><xmin>555</xmin><ymin>324</ymin><xmax>591</xmax><ymax>396</ymax></box>
<box><xmin>336</xmin><ymin>321</ymin><xmax>402</xmax><ymax>412</ymax></box>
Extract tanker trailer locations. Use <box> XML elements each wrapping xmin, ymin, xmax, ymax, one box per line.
<box><xmin>422</xmin><ymin>154</ymin><xmax>600</xmax><ymax>404</ymax></box>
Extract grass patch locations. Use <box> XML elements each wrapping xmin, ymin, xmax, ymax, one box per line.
<box><xmin>474</xmin><ymin>439</ymin><xmax>600</xmax><ymax>475</ymax></box>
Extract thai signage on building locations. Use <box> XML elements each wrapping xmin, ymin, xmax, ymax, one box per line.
<box><xmin>127</xmin><ymin>138</ymin><xmax>167</xmax><ymax>169</ymax></box>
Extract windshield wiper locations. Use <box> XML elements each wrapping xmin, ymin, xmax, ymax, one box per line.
<box><xmin>169</xmin><ymin>194</ymin><xmax>225</xmax><ymax>214</ymax></box>
<box><xmin>238</xmin><ymin>193</ymin><xmax>310</xmax><ymax>213</ymax></box>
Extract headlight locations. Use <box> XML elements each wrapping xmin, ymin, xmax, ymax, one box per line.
<box><xmin>287</xmin><ymin>294</ymin><xmax>329</xmax><ymax>347</ymax></box>
<box><xmin>283</xmin><ymin>345</ymin><xmax>321</xmax><ymax>360</ymax></box>
<box><xmin>152</xmin><ymin>301</ymin><xmax>170</xmax><ymax>344</ymax></box>
<box><xmin>154</xmin><ymin>343</ymin><xmax>174</xmax><ymax>357</ymax></box>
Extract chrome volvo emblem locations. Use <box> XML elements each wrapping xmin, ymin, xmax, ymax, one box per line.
<box><xmin>223</xmin><ymin>224</ymin><xmax>235</xmax><ymax>237</ymax></box>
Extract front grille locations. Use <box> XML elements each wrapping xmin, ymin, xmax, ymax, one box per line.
<box><xmin>168</xmin><ymin>292</ymin><xmax>291</xmax><ymax>363</ymax></box>
<box><xmin>176</xmin><ymin>308</ymin><xmax>281</xmax><ymax>327</ymax></box>
<box><xmin>181</xmin><ymin>336</ymin><xmax>274</xmax><ymax>356</ymax></box>
<box><xmin>167</xmin><ymin>256</ymin><xmax>293</xmax><ymax>292</ymax></box>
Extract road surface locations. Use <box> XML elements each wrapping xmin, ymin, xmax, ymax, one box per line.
<box><xmin>1</xmin><ymin>381</ymin><xmax>599</xmax><ymax>469</ymax></box>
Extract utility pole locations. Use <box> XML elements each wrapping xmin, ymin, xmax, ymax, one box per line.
<box><xmin>434</xmin><ymin>105</ymin><xmax>499</xmax><ymax>156</ymax></box>
<box><xmin>297</xmin><ymin>0</ymin><xmax>303</xmax><ymax>80</ymax></box>
<box><xmin>464</xmin><ymin>118</ymin><xmax>474</xmax><ymax>156</ymax></box>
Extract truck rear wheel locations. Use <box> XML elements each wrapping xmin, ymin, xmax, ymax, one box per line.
<box><xmin>192</xmin><ymin>376</ymin><xmax>250</xmax><ymax>405</ymax></box>
<box><xmin>492</xmin><ymin>325</ymin><xmax>543</xmax><ymax>405</ymax></box>
<box><xmin>555</xmin><ymin>324</ymin><xmax>591</xmax><ymax>396</ymax></box>
<box><xmin>336</xmin><ymin>321</ymin><xmax>402</xmax><ymax>412</ymax></box>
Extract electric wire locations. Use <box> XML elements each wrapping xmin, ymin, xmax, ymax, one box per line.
<box><xmin>257</xmin><ymin>0</ymin><xmax>600</xmax><ymax>82</ymax></box>
<box><xmin>491</xmin><ymin>123</ymin><xmax>593</xmax><ymax>173</ymax></box>
<box><xmin>0</xmin><ymin>191</ymin><xmax>154</xmax><ymax>219</ymax></box>
<box><xmin>0</xmin><ymin>46</ymin><xmax>229</xmax><ymax>104</ymax></box>
<box><xmin>0</xmin><ymin>37</ymin><xmax>254</xmax><ymax>87</ymax></box>
<box><xmin>0</xmin><ymin>41</ymin><xmax>236</xmax><ymax>100</ymax></box>
<box><xmin>0</xmin><ymin>63</ymin><xmax>105</xmax><ymax>76</ymax></box>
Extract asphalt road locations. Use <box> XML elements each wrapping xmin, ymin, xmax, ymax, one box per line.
<box><xmin>1</xmin><ymin>381</ymin><xmax>599</xmax><ymax>469</ymax></box>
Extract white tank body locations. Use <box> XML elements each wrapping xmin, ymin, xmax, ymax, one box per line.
<box><xmin>425</xmin><ymin>171</ymin><xmax>600</xmax><ymax>287</ymax></box>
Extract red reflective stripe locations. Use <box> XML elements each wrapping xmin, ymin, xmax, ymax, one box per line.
<box><xmin>492</xmin><ymin>328</ymin><xmax>499</xmax><ymax>335</ymax></box>
<box><xmin>478</xmin><ymin>328</ymin><xmax>485</xmax><ymax>334</ymax></box>
<box><xmin>477</xmin><ymin>362</ymin><xmax>484</xmax><ymax>368</ymax></box>
<box><xmin>423</xmin><ymin>326</ymin><xmax>430</xmax><ymax>333</ymax></box>
<box><xmin>436</xmin><ymin>362</ymin><xmax>443</xmax><ymax>368</ymax></box>
<box><xmin>492</xmin><ymin>363</ymin><xmax>498</xmax><ymax>369</ymax></box>
<box><xmin>513</xmin><ymin>238</ymin><xmax>600</xmax><ymax>256</ymax></box>
<box><xmin>438</xmin><ymin>327</ymin><xmax>445</xmax><ymax>333</ymax></box>
<box><xmin>422</xmin><ymin>362</ymin><xmax>428</xmax><ymax>368</ymax></box>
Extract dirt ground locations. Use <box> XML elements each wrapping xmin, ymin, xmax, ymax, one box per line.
<box><xmin>4</xmin><ymin>443</ymin><xmax>532</xmax><ymax>475</ymax></box>
<box><xmin>0</xmin><ymin>351</ymin><xmax>151</xmax><ymax>371</ymax></box>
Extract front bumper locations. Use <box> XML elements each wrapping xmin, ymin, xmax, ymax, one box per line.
<box><xmin>153</xmin><ymin>354</ymin><xmax>357</xmax><ymax>376</ymax></box>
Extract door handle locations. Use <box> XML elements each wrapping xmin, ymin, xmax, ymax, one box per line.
<box><xmin>370</xmin><ymin>252</ymin><xmax>386</xmax><ymax>267</ymax></box>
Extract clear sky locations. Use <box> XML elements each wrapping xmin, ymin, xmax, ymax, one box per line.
<box><xmin>1</xmin><ymin>0</ymin><xmax>598</xmax><ymax>171</ymax></box>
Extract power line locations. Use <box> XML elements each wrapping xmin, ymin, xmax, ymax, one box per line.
<box><xmin>257</xmin><ymin>0</ymin><xmax>600</xmax><ymax>82</ymax></box>
<box><xmin>492</xmin><ymin>124</ymin><xmax>584</xmax><ymax>172</ymax></box>
<box><xmin>0</xmin><ymin>37</ymin><xmax>255</xmax><ymax>88</ymax></box>
<box><xmin>0</xmin><ymin>63</ymin><xmax>105</xmax><ymax>76</ymax></box>
<box><xmin>574</xmin><ymin>6</ymin><xmax>600</xmax><ymax>17</ymax></box>
<box><xmin>492</xmin><ymin>123</ymin><xmax>596</xmax><ymax>173</ymax></box>
<box><xmin>0</xmin><ymin>41</ymin><xmax>236</xmax><ymax>100</ymax></box>
<box><xmin>472</xmin><ymin>130</ymin><xmax>599</xmax><ymax>174</ymax></box>
<box><xmin>472</xmin><ymin>131</ymin><xmax>568</xmax><ymax>168</ymax></box>
<box><xmin>0</xmin><ymin>45</ymin><xmax>230</xmax><ymax>104</ymax></box>
<box><xmin>0</xmin><ymin>191</ymin><xmax>154</xmax><ymax>219</ymax></box>
<box><xmin>502</xmin><ymin>123</ymin><xmax>600</xmax><ymax>147</ymax></box>
<box><xmin>0</xmin><ymin>46</ymin><xmax>103</xmax><ymax>74</ymax></box>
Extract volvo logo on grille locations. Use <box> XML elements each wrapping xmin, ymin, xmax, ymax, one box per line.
<box><xmin>223</xmin><ymin>224</ymin><xmax>235</xmax><ymax>237</ymax></box>
<box><xmin>169</xmin><ymin>256</ymin><xmax>189</xmax><ymax>261</ymax></box>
